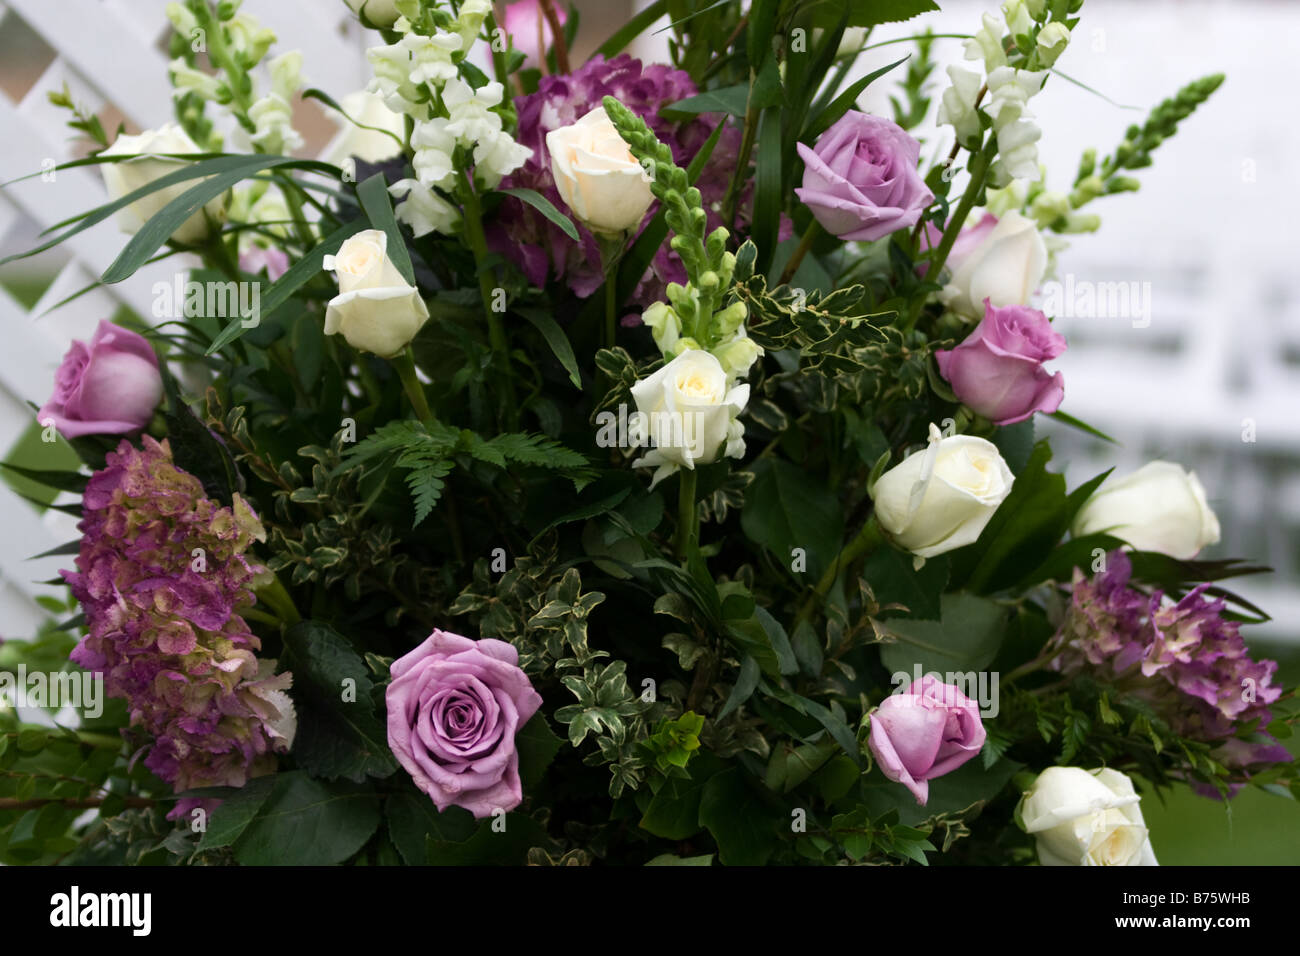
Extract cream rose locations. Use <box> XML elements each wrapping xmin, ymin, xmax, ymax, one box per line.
<box><xmin>322</xmin><ymin>230</ymin><xmax>429</xmax><ymax>358</ymax></box>
<box><xmin>1071</xmin><ymin>460</ymin><xmax>1220</xmax><ymax>560</ymax></box>
<box><xmin>545</xmin><ymin>106</ymin><xmax>654</xmax><ymax>237</ymax></box>
<box><xmin>329</xmin><ymin>90</ymin><xmax>406</xmax><ymax>165</ymax></box>
<box><xmin>872</xmin><ymin>423</ymin><xmax>1014</xmax><ymax>558</ymax></box>
<box><xmin>940</xmin><ymin>209</ymin><xmax>1047</xmax><ymax>320</ymax></box>
<box><xmin>1020</xmin><ymin>767</ymin><xmax>1159</xmax><ymax>867</ymax></box>
<box><xmin>629</xmin><ymin>349</ymin><xmax>749</xmax><ymax>488</ymax></box>
<box><xmin>100</xmin><ymin>123</ymin><xmax>225</xmax><ymax>245</ymax></box>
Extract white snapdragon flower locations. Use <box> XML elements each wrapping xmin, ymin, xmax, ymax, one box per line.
<box><xmin>1036</xmin><ymin>22</ymin><xmax>1071</xmax><ymax>66</ymax></box>
<box><xmin>443</xmin><ymin>79</ymin><xmax>506</xmax><ymax>146</ymax></box>
<box><xmin>964</xmin><ymin>12</ymin><xmax>1007</xmax><ymax>72</ymax></box>
<box><xmin>389</xmin><ymin>179</ymin><xmax>461</xmax><ymax>238</ymax></box>
<box><xmin>411</xmin><ymin>117</ymin><xmax>457</xmax><ymax>189</ymax></box>
<box><xmin>473</xmin><ymin>131</ymin><xmax>533</xmax><ymax>188</ymax></box>
<box><xmin>248</xmin><ymin>93</ymin><xmax>303</xmax><ymax>155</ymax></box>
<box><xmin>268</xmin><ymin>50</ymin><xmax>303</xmax><ymax>102</ymax></box>
<box><xmin>456</xmin><ymin>0</ymin><xmax>493</xmax><ymax>51</ymax></box>
<box><xmin>935</xmin><ymin>65</ymin><xmax>983</xmax><ymax>145</ymax></box>
<box><xmin>985</xmin><ymin>67</ymin><xmax>1045</xmax><ymax>183</ymax></box>
<box><xmin>1001</xmin><ymin>0</ymin><xmax>1033</xmax><ymax>36</ymax></box>
<box><xmin>367</xmin><ymin>33</ymin><xmax>459</xmax><ymax>118</ymax></box>
<box><xmin>169</xmin><ymin>59</ymin><xmax>224</xmax><ymax>101</ymax></box>
<box><xmin>407</xmin><ymin>31</ymin><xmax>464</xmax><ymax>86</ymax></box>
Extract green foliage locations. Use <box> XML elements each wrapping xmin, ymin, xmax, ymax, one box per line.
<box><xmin>282</xmin><ymin>621</ymin><xmax>398</xmax><ymax>782</ymax></box>
<box><xmin>340</xmin><ymin>418</ymin><xmax>593</xmax><ymax>527</ymax></box>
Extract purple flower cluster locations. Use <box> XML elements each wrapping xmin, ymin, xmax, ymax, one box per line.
<box><xmin>488</xmin><ymin>54</ymin><xmax>753</xmax><ymax>308</ymax></box>
<box><xmin>62</xmin><ymin>437</ymin><xmax>294</xmax><ymax>804</ymax></box>
<box><xmin>1051</xmin><ymin>552</ymin><xmax>1287</xmax><ymax>773</ymax></box>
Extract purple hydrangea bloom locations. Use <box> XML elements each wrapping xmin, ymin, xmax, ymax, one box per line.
<box><xmin>62</xmin><ymin>437</ymin><xmax>294</xmax><ymax>809</ymax></box>
<box><xmin>1050</xmin><ymin>551</ymin><xmax>1286</xmax><ymax>776</ymax></box>
<box><xmin>488</xmin><ymin>54</ymin><xmax>763</xmax><ymax>309</ymax></box>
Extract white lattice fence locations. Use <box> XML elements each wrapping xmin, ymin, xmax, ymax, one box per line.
<box><xmin>0</xmin><ymin>0</ymin><xmax>371</xmax><ymax>636</ymax></box>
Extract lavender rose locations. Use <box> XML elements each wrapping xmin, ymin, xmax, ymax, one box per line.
<box><xmin>387</xmin><ymin>629</ymin><xmax>542</xmax><ymax>818</ymax></box>
<box><xmin>38</xmin><ymin>319</ymin><xmax>163</xmax><ymax>439</ymax></box>
<box><xmin>935</xmin><ymin>299</ymin><xmax>1066</xmax><ymax>425</ymax></box>
<box><xmin>794</xmin><ymin>111</ymin><xmax>933</xmax><ymax>241</ymax></box>
<box><xmin>868</xmin><ymin>675</ymin><xmax>986</xmax><ymax>805</ymax></box>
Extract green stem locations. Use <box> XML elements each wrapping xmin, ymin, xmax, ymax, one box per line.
<box><xmin>255</xmin><ymin>571</ymin><xmax>301</xmax><ymax>627</ymax></box>
<box><xmin>796</xmin><ymin>515</ymin><xmax>884</xmax><ymax>626</ymax></box>
<box><xmin>777</xmin><ymin>219</ymin><xmax>821</xmax><ymax>286</ymax></box>
<box><xmin>459</xmin><ymin>171</ymin><xmax>517</xmax><ymax>426</ymax></box>
<box><xmin>904</xmin><ymin>136</ymin><xmax>997</xmax><ymax>333</ymax></box>
<box><xmin>393</xmin><ymin>346</ymin><xmax>434</xmax><ymax>426</ymax></box>
<box><xmin>723</xmin><ymin>87</ymin><xmax>761</xmax><ymax>229</ymax></box>
<box><xmin>675</xmin><ymin>467</ymin><xmax>698</xmax><ymax>561</ymax></box>
<box><xmin>4</xmin><ymin>729</ymin><xmax>123</xmax><ymax>751</ymax></box>
<box><xmin>599</xmin><ymin>238</ymin><xmax>625</xmax><ymax>352</ymax></box>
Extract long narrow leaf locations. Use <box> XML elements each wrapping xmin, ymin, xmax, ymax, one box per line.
<box><xmin>206</xmin><ymin>218</ymin><xmax>367</xmax><ymax>355</ymax></box>
<box><xmin>596</xmin><ymin>0</ymin><xmax>667</xmax><ymax>56</ymax></box>
<box><xmin>517</xmin><ymin>307</ymin><xmax>583</xmax><ymax>388</ymax></box>
<box><xmin>498</xmin><ymin>187</ymin><xmax>580</xmax><ymax>241</ymax></box>
<box><xmin>805</xmin><ymin>55</ymin><xmax>910</xmax><ymax>141</ymax></box>
<box><xmin>102</xmin><ymin>156</ymin><xmax>341</xmax><ymax>283</ymax></box>
<box><xmin>357</xmin><ymin>172</ymin><xmax>415</xmax><ymax>285</ymax></box>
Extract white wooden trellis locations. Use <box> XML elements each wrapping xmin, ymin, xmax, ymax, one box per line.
<box><xmin>0</xmin><ymin>0</ymin><xmax>372</xmax><ymax>636</ymax></box>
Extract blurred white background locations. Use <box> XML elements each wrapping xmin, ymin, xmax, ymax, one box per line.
<box><xmin>0</xmin><ymin>0</ymin><xmax>1295</xmax><ymax>644</ymax></box>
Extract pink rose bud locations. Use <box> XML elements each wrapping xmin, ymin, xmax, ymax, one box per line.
<box><xmin>935</xmin><ymin>299</ymin><xmax>1067</xmax><ymax>425</ymax></box>
<box><xmin>868</xmin><ymin>675</ymin><xmax>986</xmax><ymax>805</ymax></box>
<box><xmin>38</xmin><ymin>320</ymin><xmax>163</xmax><ymax>439</ymax></box>
<box><xmin>794</xmin><ymin>111</ymin><xmax>934</xmax><ymax>242</ymax></box>
<box><xmin>239</xmin><ymin>245</ymin><xmax>290</xmax><ymax>281</ymax></box>
<box><xmin>386</xmin><ymin>629</ymin><xmax>543</xmax><ymax>818</ymax></box>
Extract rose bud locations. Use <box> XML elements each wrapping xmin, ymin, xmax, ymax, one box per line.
<box><xmin>38</xmin><ymin>320</ymin><xmax>163</xmax><ymax>439</ymax></box>
<box><xmin>1019</xmin><ymin>766</ymin><xmax>1159</xmax><ymax>866</ymax></box>
<box><xmin>794</xmin><ymin>110</ymin><xmax>933</xmax><ymax>242</ymax></box>
<box><xmin>938</xmin><ymin>209</ymin><xmax>1047</xmax><ymax>319</ymax></box>
<box><xmin>868</xmin><ymin>675</ymin><xmax>986</xmax><ymax>805</ymax></box>
<box><xmin>1071</xmin><ymin>461</ymin><xmax>1220</xmax><ymax>560</ymax></box>
<box><xmin>872</xmin><ymin>423</ymin><xmax>1014</xmax><ymax>559</ymax></box>
<box><xmin>935</xmin><ymin>299</ymin><xmax>1066</xmax><ymax>425</ymax></box>
<box><xmin>322</xmin><ymin>229</ymin><xmax>430</xmax><ymax>358</ymax></box>
<box><xmin>546</xmin><ymin>105</ymin><xmax>654</xmax><ymax>237</ymax></box>
<box><xmin>100</xmin><ymin>123</ymin><xmax>226</xmax><ymax>245</ymax></box>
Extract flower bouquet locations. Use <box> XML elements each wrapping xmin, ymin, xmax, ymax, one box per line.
<box><xmin>0</xmin><ymin>0</ymin><xmax>1293</xmax><ymax>869</ymax></box>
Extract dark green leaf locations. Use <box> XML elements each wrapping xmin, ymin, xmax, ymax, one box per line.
<box><xmin>233</xmin><ymin>772</ymin><xmax>381</xmax><ymax>865</ymax></box>
<box><xmin>498</xmin><ymin>187</ymin><xmax>580</xmax><ymax>241</ymax></box>
<box><xmin>357</xmin><ymin>172</ymin><xmax>415</xmax><ymax>285</ymax></box>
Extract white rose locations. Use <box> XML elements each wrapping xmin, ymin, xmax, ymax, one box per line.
<box><xmin>940</xmin><ymin>209</ymin><xmax>1047</xmax><ymax>319</ymax></box>
<box><xmin>347</xmin><ymin>0</ymin><xmax>401</xmax><ymax>27</ymax></box>
<box><xmin>630</xmin><ymin>349</ymin><xmax>749</xmax><ymax>488</ymax></box>
<box><xmin>546</xmin><ymin>106</ymin><xmax>654</xmax><ymax>237</ymax></box>
<box><xmin>330</xmin><ymin>90</ymin><xmax>406</xmax><ymax>165</ymax></box>
<box><xmin>322</xmin><ymin>229</ymin><xmax>429</xmax><ymax>357</ymax></box>
<box><xmin>872</xmin><ymin>423</ymin><xmax>1014</xmax><ymax>559</ymax></box>
<box><xmin>1021</xmin><ymin>767</ymin><xmax>1159</xmax><ymax>866</ymax></box>
<box><xmin>99</xmin><ymin>123</ymin><xmax>225</xmax><ymax>245</ymax></box>
<box><xmin>1071</xmin><ymin>461</ymin><xmax>1220</xmax><ymax>560</ymax></box>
